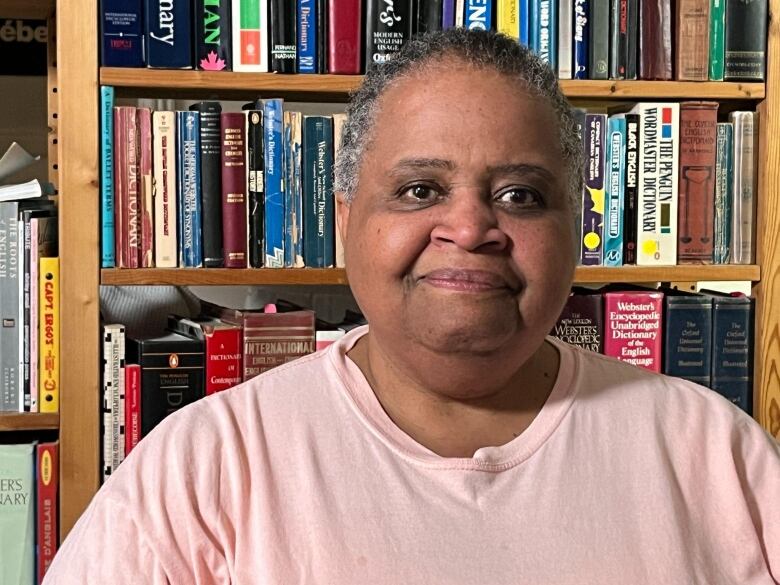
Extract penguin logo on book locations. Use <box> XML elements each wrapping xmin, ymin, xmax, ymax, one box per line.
<box><xmin>169</xmin><ymin>353</ymin><xmax>180</xmax><ymax>368</ymax></box>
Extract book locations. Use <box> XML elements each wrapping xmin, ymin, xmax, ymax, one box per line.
<box><xmin>102</xmin><ymin>323</ymin><xmax>124</xmax><ymax>480</ymax></box>
<box><xmin>152</xmin><ymin>111</ymin><xmax>178</xmax><ymax>268</ymax></box>
<box><xmin>190</xmin><ymin>102</ymin><xmax>224</xmax><ymax>267</ymax></box>
<box><xmin>708</xmin><ymin>0</ymin><xmax>725</xmax><ymax>80</ymax></box>
<box><xmin>455</xmin><ymin>0</ymin><xmax>465</xmax><ymax>27</ymax></box>
<box><xmin>0</xmin><ymin>443</ymin><xmax>34</xmax><ymax>584</ymax></box>
<box><xmin>298</xmin><ymin>0</ymin><xmax>317</xmax><ymax>72</ymax></box>
<box><xmin>529</xmin><ymin>0</ymin><xmax>540</xmax><ymax>52</ymax></box>
<box><xmin>540</xmin><ymin>0</ymin><xmax>558</xmax><ymax>68</ymax></box>
<box><xmin>724</xmin><ymin>0</ymin><xmax>767</xmax><ymax>81</ymax></box>
<box><xmin>625</xmin><ymin>0</ymin><xmax>639</xmax><ymax>79</ymax></box>
<box><xmin>608</xmin><ymin>0</ymin><xmax>624</xmax><ymax>78</ymax></box>
<box><xmin>220</xmin><ymin>111</ymin><xmax>248</xmax><ymax>268</ymax></box>
<box><xmin>29</xmin><ymin>215</ymin><xmax>57</xmax><ymax>413</ymax></box>
<box><xmin>519</xmin><ymin>0</ymin><xmax>530</xmax><ymax>44</ymax></box>
<box><xmin>1</xmin><ymin>202</ymin><xmax>20</xmax><ymax>411</ymax></box>
<box><xmin>35</xmin><ymin>442</ymin><xmax>58</xmax><ymax>584</ymax></box>
<box><xmin>417</xmin><ymin>0</ymin><xmax>444</xmax><ymax>33</ymax></box>
<box><xmin>303</xmin><ymin>115</ymin><xmax>335</xmax><ymax>268</ymax></box>
<box><xmin>38</xmin><ymin>257</ymin><xmax>59</xmax><ymax>413</ymax></box>
<box><xmin>603</xmin><ymin>115</ymin><xmax>625</xmax><ymax>267</ymax></box>
<box><xmin>245</xmin><ymin>108</ymin><xmax>264</xmax><ymax>268</ymax></box>
<box><xmin>443</xmin><ymin>0</ymin><xmax>457</xmax><ymax>29</ymax></box>
<box><xmin>100</xmin><ymin>86</ymin><xmax>115</xmax><ymax>268</ymax></box>
<box><xmin>589</xmin><ymin>0</ymin><xmax>608</xmax><ymax>78</ymax></box>
<box><xmin>465</xmin><ymin>0</ymin><xmax>493</xmax><ymax>31</ymax></box>
<box><xmin>146</xmin><ymin>0</ymin><xmax>193</xmax><ymax>68</ymax></box>
<box><xmin>137</xmin><ymin>107</ymin><xmax>154</xmax><ymax>268</ymax></box>
<box><xmin>573</xmin><ymin>0</ymin><xmax>589</xmax><ymax>79</ymax></box>
<box><xmin>631</xmin><ymin>102</ymin><xmax>679</xmax><ymax>265</ymax></box>
<box><xmin>263</xmin><ymin>99</ymin><xmax>285</xmax><ymax>267</ymax></box>
<box><xmin>366</xmin><ymin>0</ymin><xmax>413</xmax><ymax>68</ymax></box>
<box><xmin>498</xmin><ymin>0</ymin><xmax>520</xmax><ymax>39</ymax></box>
<box><xmin>713</xmin><ymin>122</ymin><xmax>733</xmax><ymax>264</ymax></box>
<box><xmin>176</xmin><ymin>111</ymin><xmax>203</xmax><ymax>267</ymax></box>
<box><xmin>127</xmin><ymin>332</ymin><xmax>205</xmax><ymax>437</ymax></box>
<box><xmin>101</xmin><ymin>0</ymin><xmax>145</xmax><ymax>67</ymax></box>
<box><xmin>604</xmin><ymin>289</ymin><xmax>664</xmax><ymax>372</ymax></box>
<box><xmin>580</xmin><ymin>113</ymin><xmax>606</xmax><ymax>266</ymax></box>
<box><xmin>269</xmin><ymin>0</ymin><xmax>297</xmax><ymax>73</ymax></box>
<box><xmin>113</xmin><ymin>106</ymin><xmax>139</xmax><ymax>269</ymax></box>
<box><xmin>675</xmin><ymin>0</ymin><xmax>710</xmax><ymax>81</ymax></box>
<box><xmin>622</xmin><ymin>114</ymin><xmax>640</xmax><ymax>264</ymax></box>
<box><xmin>284</xmin><ymin>111</ymin><xmax>304</xmax><ymax>268</ymax></box>
<box><xmin>125</xmin><ymin>363</ymin><xmax>141</xmax><ymax>456</ymax></box>
<box><xmin>639</xmin><ymin>0</ymin><xmax>672</xmax><ymax>79</ymax></box>
<box><xmin>332</xmin><ymin>112</ymin><xmax>347</xmax><ymax>268</ymax></box>
<box><xmin>316</xmin><ymin>329</ymin><xmax>346</xmax><ymax>350</ymax></box>
<box><xmin>677</xmin><ymin>101</ymin><xmax>718</xmax><ymax>264</ymax></box>
<box><xmin>316</xmin><ymin>0</ymin><xmax>328</xmax><ymax>72</ymax></box>
<box><xmin>558</xmin><ymin>0</ymin><xmax>573</xmax><ymax>78</ymax></box>
<box><xmin>232</xmin><ymin>0</ymin><xmax>269</xmax><ymax>72</ymax></box>
<box><xmin>709</xmin><ymin>292</ymin><xmax>753</xmax><ymax>412</ymax></box>
<box><xmin>729</xmin><ymin>111</ymin><xmax>758</xmax><ymax>265</ymax></box>
<box><xmin>328</xmin><ymin>0</ymin><xmax>362</xmax><ymax>74</ymax></box>
<box><xmin>663</xmin><ymin>291</ymin><xmax>713</xmax><ymax>386</ymax></box>
<box><xmin>550</xmin><ymin>289</ymin><xmax>604</xmax><ymax>352</ymax></box>
<box><xmin>195</xmin><ymin>0</ymin><xmax>232</xmax><ymax>70</ymax></box>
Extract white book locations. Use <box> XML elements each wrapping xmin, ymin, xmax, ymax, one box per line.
<box><xmin>631</xmin><ymin>102</ymin><xmax>680</xmax><ymax>265</ymax></box>
<box><xmin>102</xmin><ymin>324</ymin><xmax>124</xmax><ymax>481</ymax></box>
<box><xmin>729</xmin><ymin>111</ymin><xmax>758</xmax><ymax>265</ymax></box>
<box><xmin>232</xmin><ymin>0</ymin><xmax>269</xmax><ymax>72</ymax></box>
<box><xmin>152</xmin><ymin>111</ymin><xmax>178</xmax><ymax>267</ymax></box>
<box><xmin>558</xmin><ymin>0</ymin><xmax>573</xmax><ymax>79</ymax></box>
<box><xmin>456</xmin><ymin>0</ymin><xmax>465</xmax><ymax>26</ymax></box>
<box><xmin>332</xmin><ymin>112</ymin><xmax>347</xmax><ymax>269</ymax></box>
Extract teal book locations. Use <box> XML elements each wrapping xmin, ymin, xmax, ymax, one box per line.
<box><xmin>708</xmin><ymin>0</ymin><xmax>725</xmax><ymax>80</ymax></box>
<box><xmin>713</xmin><ymin>122</ymin><xmax>733</xmax><ymax>264</ymax></box>
<box><xmin>100</xmin><ymin>85</ymin><xmax>115</xmax><ymax>268</ymax></box>
<box><xmin>303</xmin><ymin>115</ymin><xmax>334</xmax><ymax>268</ymax></box>
<box><xmin>0</xmin><ymin>443</ymin><xmax>35</xmax><ymax>584</ymax></box>
<box><xmin>604</xmin><ymin>115</ymin><xmax>626</xmax><ymax>266</ymax></box>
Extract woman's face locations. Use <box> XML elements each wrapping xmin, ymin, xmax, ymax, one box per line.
<box><xmin>339</xmin><ymin>60</ymin><xmax>576</xmax><ymax>364</ymax></box>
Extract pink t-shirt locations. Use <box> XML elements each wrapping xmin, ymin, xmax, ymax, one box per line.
<box><xmin>45</xmin><ymin>326</ymin><xmax>779</xmax><ymax>584</ymax></box>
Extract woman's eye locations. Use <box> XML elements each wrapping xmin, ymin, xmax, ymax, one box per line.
<box><xmin>399</xmin><ymin>184</ymin><xmax>439</xmax><ymax>203</ymax></box>
<box><xmin>496</xmin><ymin>187</ymin><xmax>543</xmax><ymax>208</ymax></box>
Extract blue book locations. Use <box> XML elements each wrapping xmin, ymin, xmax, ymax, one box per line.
<box><xmin>101</xmin><ymin>0</ymin><xmax>145</xmax><ymax>66</ymax></box>
<box><xmin>663</xmin><ymin>292</ymin><xmax>713</xmax><ymax>387</ymax></box>
<box><xmin>284</xmin><ymin>112</ymin><xmax>304</xmax><ymax>267</ymax></box>
<box><xmin>537</xmin><ymin>0</ymin><xmax>557</xmax><ymax>67</ymax></box>
<box><xmin>303</xmin><ymin>116</ymin><xmax>334</xmax><ymax>268</ymax></box>
<box><xmin>465</xmin><ymin>0</ymin><xmax>493</xmax><ymax>29</ymax></box>
<box><xmin>529</xmin><ymin>0</ymin><xmax>540</xmax><ymax>52</ymax></box>
<box><xmin>100</xmin><ymin>86</ymin><xmax>115</xmax><ymax>268</ymax></box>
<box><xmin>176</xmin><ymin>111</ymin><xmax>202</xmax><ymax>267</ymax></box>
<box><xmin>146</xmin><ymin>0</ymin><xmax>193</xmax><ymax>68</ymax></box>
<box><xmin>519</xmin><ymin>0</ymin><xmax>530</xmax><ymax>45</ymax></box>
<box><xmin>709</xmin><ymin>293</ymin><xmax>753</xmax><ymax>412</ymax></box>
<box><xmin>297</xmin><ymin>0</ymin><xmax>317</xmax><ymax>73</ymax></box>
<box><xmin>603</xmin><ymin>115</ymin><xmax>625</xmax><ymax>266</ymax></box>
<box><xmin>442</xmin><ymin>0</ymin><xmax>456</xmax><ymax>28</ymax></box>
<box><xmin>263</xmin><ymin>99</ymin><xmax>285</xmax><ymax>268</ymax></box>
<box><xmin>573</xmin><ymin>0</ymin><xmax>589</xmax><ymax>78</ymax></box>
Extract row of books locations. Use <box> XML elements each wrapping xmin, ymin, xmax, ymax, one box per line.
<box><xmin>0</xmin><ymin>200</ymin><xmax>59</xmax><ymax>413</ymax></box>
<box><xmin>101</xmin><ymin>301</ymin><xmax>364</xmax><ymax>479</ymax></box>
<box><xmin>101</xmin><ymin>0</ymin><xmax>768</xmax><ymax>81</ymax></box>
<box><xmin>551</xmin><ymin>287</ymin><xmax>753</xmax><ymax>412</ymax></box>
<box><xmin>0</xmin><ymin>442</ymin><xmax>58</xmax><ymax>585</ymax></box>
<box><xmin>576</xmin><ymin>104</ymin><xmax>757</xmax><ymax>267</ymax></box>
<box><xmin>102</xmin><ymin>90</ymin><xmax>345</xmax><ymax>269</ymax></box>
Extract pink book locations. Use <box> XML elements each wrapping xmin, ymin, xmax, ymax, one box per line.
<box><xmin>125</xmin><ymin>364</ymin><xmax>141</xmax><ymax>455</ymax></box>
<box><xmin>604</xmin><ymin>291</ymin><xmax>664</xmax><ymax>372</ymax></box>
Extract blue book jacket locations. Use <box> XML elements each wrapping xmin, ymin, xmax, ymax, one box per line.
<box><xmin>264</xmin><ymin>99</ymin><xmax>285</xmax><ymax>267</ymax></box>
<box><xmin>442</xmin><ymin>0</ymin><xmax>456</xmax><ymax>28</ymax></box>
<box><xmin>603</xmin><ymin>115</ymin><xmax>625</xmax><ymax>266</ymax></box>
<box><xmin>101</xmin><ymin>0</ymin><xmax>145</xmax><ymax>66</ymax></box>
<box><xmin>303</xmin><ymin>116</ymin><xmax>334</xmax><ymax>268</ymax></box>
<box><xmin>537</xmin><ymin>0</ymin><xmax>557</xmax><ymax>67</ymax></box>
<box><xmin>710</xmin><ymin>295</ymin><xmax>753</xmax><ymax>412</ymax></box>
<box><xmin>573</xmin><ymin>0</ymin><xmax>589</xmax><ymax>78</ymax></box>
<box><xmin>297</xmin><ymin>0</ymin><xmax>317</xmax><ymax>73</ymax></box>
<box><xmin>529</xmin><ymin>0</ymin><xmax>540</xmax><ymax>52</ymax></box>
<box><xmin>519</xmin><ymin>0</ymin><xmax>530</xmax><ymax>45</ymax></box>
<box><xmin>146</xmin><ymin>0</ymin><xmax>193</xmax><ymax>68</ymax></box>
<box><xmin>176</xmin><ymin>111</ymin><xmax>202</xmax><ymax>267</ymax></box>
<box><xmin>284</xmin><ymin>113</ymin><xmax>303</xmax><ymax>267</ymax></box>
<box><xmin>465</xmin><ymin>0</ymin><xmax>493</xmax><ymax>30</ymax></box>
<box><xmin>663</xmin><ymin>293</ymin><xmax>713</xmax><ymax>386</ymax></box>
<box><xmin>100</xmin><ymin>85</ymin><xmax>115</xmax><ymax>268</ymax></box>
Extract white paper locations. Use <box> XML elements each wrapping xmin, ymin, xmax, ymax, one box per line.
<box><xmin>0</xmin><ymin>179</ymin><xmax>44</xmax><ymax>201</ymax></box>
<box><xmin>0</xmin><ymin>142</ymin><xmax>40</xmax><ymax>183</ymax></box>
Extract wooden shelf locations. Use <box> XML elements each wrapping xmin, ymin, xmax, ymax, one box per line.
<box><xmin>100</xmin><ymin>68</ymin><xmax>765</xmax><ymax>101</ymax></box>
<box><xmin>3</xmin><ymin>0</ymin><xmax>53</xmax><ymax>18</ymax></box>
<box><xmin>101</xmin><ymin>265</ymin><xmax>760</xmax><ymax>286</ymax></box>
<box><xmin>0</xmin><ymin>413</ymin><xmax>59</xmax><ymax>432</ymax></box>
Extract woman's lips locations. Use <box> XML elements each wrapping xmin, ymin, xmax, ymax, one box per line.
<box><xmin>421</xmin><ymin>269</ymin><xmax>513</xmax><ymax>292</ymax></box>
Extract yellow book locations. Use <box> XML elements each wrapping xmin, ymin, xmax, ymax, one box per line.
<box><xmin>39</xmin><ymin>257</ymin><xmax>59</xmax><ymax>413</ymax></box>
<box><xmin>498</xmin><ymin>0</ymin><xmax>521</xmax><ymax>39</ymax></box>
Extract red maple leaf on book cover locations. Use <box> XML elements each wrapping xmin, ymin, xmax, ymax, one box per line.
<box><xmin>200</xmin><ymin>51</ymin><xmax>226</xmax><ymax>71</ymax></box>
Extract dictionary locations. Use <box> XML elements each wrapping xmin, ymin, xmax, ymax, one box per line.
<box><xmin>551</xmin><ymin>289</ymin><xmax>604</xmax><ymax>353</ymax></box>
<box><xmin>604</xmin><ymin>289</ymin><xmax>664</xmax><ymax>372</ymax></box>
<box><xmin>662</xmin><ymin>290</ymin><xmax>712</xmax><ymax>387</ymax></box>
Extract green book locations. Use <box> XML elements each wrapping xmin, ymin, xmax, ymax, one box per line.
<box><xmin>713</xmin><ymin>122</ymin><xmax>733</xmax><ymax>264</ymax></box>
<box><xmin>708</xmin><ymin>0</ymin><xmax>725</xmax><ymax>80</ymax></box>
<box><xmin>0</xmin><ymin>443</ymin><xmax>35</xmax><ymax>585</ymax></box>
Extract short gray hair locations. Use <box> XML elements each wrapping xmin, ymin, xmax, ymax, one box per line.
<box><xmin>334</xmin><ymin>28</ymin><xmax>584</xmax><ymax>211</ymax></box>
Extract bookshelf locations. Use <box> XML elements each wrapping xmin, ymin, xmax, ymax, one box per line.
<box><xmin>49</xmin><ymin>0</ymin><xmax>780</xmax><ymax>540</ymax></box>
<box><xmin>0</xmin><ymin>413</ymin><xmax>59</xmax><ymax>432</ymax></box>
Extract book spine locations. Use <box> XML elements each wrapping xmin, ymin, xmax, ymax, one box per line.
<box><xmin>635</xmin><ymin>102</ymin><xmax>679</xmax><ymax>265</ymax></box>
<box><xmin>39</xmin><ymin>257</ymin><xmax>58</xmax><ymax>412</ymax></box>
<box><xmin>580</xmin><ymin>113</ymin><xmax>606</xmax><ymax>265</ymax></box>
<box><xmin>558</xmin><ymin>0</ymin><xmax>573</xmax><ymax>78</ymax></box>
<box><xmin>190</xmin><ymin>102</ymin><xmax>224</xmax><ymax>267</ymax></box>
<box><xmin>112</xmin><ymin>107</ymin><xmax>127</xmax><ymax>267</ymax></box>
<box><xmin>551</xmin><ymin>293</ymin><xmax>604</xmax><ymax>352</ymax></box>
<box><xmin>675</xmin><ymin>0</ymin><xmax>710</xmax><ymax>81</ymax></box>
<box><xmin>465</xmin><ymin>0</ymin><xmax>494</xmax><ymax>30</ymax></box>
<box><xmin>711</xmin><ymin>298</ymin><xmax>752</xmax><ymax>412</ymax></box>
<box><xmin>589</xmin><ymin>0</ymin><xmax>608</xmax><ymax>78</ymax></box>
<box><xmin>101</xmin><ymin>0</ymin><xmax>145</xmax><ymax>66</ymax></box>
<box><xmin>713</xmin><ymin>122</ymin><xmax>733</xmax><ymax>264</ymax></box>
<box><xmin>29</xmin><ymin>219</ymin><xmax>39</xmax><ymax>412</ymax></box>
<box><xmin>137</xmin><ymin>108</ymin><xmax>154</xmax><ymax>268</ymax></box>
<box><xmin>102</xmin><ymin>325</ymin><xmax>118</xmax><ymax>480</ymax></box>
<box><xmin>608</xmin><ymin>0</ymin><xmax>625</xmax><ymax>79</ymax></box>
<box><xmin>241</xmin><ymin>313</ymin><xmax>316</xmax><ymax>380</ymax></box>
<box><xmin>519</xmin><ymin>0</ymin><xmax>530</xmax><ymax>44</ymax></box>
<box><xmin>264</xmin><ymin>99</ymin><xmax>285</xmax><ymax>267</ymax></box>
<box><xmin>603</xmin><ymin>116</ymin><xmax>625</xmax><ymax>266</ymax></box>
<box><xmin>729</xmin><ymin>111</ymin><xmax>758</xmax><ymax>265</ymax></box>
<box><xmin>0</xmin><ymin>203</ymin><xmax>19</xmax><ymax>411</ymax></box>
<box><xmin>539</xmin><ymin>0</ymin><xmax>557</xmax><ymax>67</ymax></box>
<box><xmin>455</xmin><ymin>0</ymin><xmax>465</xmax><ymax>26</ymax></box>
<box><xmin>366</xmin><ymin>0</ymin><xmax>414</xmax><ymax>68</ymax></box>
<box><xmin>625</xmin><ymin>0</ymin><xmax>638</xmax><ymax>79</ymax></box>
<box><xmin>220</xmin><ymin>112</ymin><xmax>248</xmax><ymax>268</ymax></box>
<box><xmin>21</xmin><ymin>213</ymin><xmax>32</xmax><ymax>411</ymax></box>
<box><xmin>332</xmin><ymin>112</ymin><xmax>347</xmax><ymax>268</ymax></box>
<box><xmin>146</xmin><ymin>0</ymin><xmax>193</xmax><ymax>68</ymax></box>
<box><xmin>195</xmin><ymin>0</ymin><xmax>232</xmax><ymax>70</ymax></box>
<box><xmin>498</xmin><ymin>0</ymin><xmax>520</xmax><ymax>39</ymax></box>
<box><xmin>529</xmin><ymin>0</ymin><xmax>540</xmax><ymax>51</ymax></box>
<box><xmin>177</xmin><ymin>111</ymin><xmax>203</xmax><ymax>267</ymax></box>
<box><xmin>442</xmin><ymin>0</ymin><xmax>456</xmax><ymax>28</ymax></box>
<box><xmin>708</xmin><ymin>0</ymin><xmax>725</xmax><ymax>80</ymax></box>
<box><xmin>298</xmin><ymin>0</ymin><xmax>317</xmax><ymax>72</ymax></box>
<box><xmin>100</xmin><ymin>86</ymin><xmax>115</xmax><ymax>268</ymax></box>
<box><xmin>232</xmin><ymin>0</ymin><xmax>268</xmax><ymax>72</ymax></box>
<box><xmin>36</xmin><ymin>442</ymin><xmax>58</xmax><ymax>583</ymax></box>
<box><xmin>417</xmin><ymin>0</ymin><xmax>444</xmax><ymax>33</ymax></box>
<box><xmin>622</xmin><ymin>113</ymin><xmax>639</xmax><ymax>263</ymax></box>
<box><xmin>152</xmin><ymin>111</ymin><xmax>178</xmax><ymax>267</ymax></box>
<box><xmin>303</xmin><ymin>116</ymin><xmax>335</xmax><ymax>268</ymax></box>
<box><xmin>205</xmin><ymin>329</ymin><xmax>243</xmax><ymax>394</ymax></box>
<box><xmin>246</xmin><ymin>110</ymin><xmax>264</xmax><ymax>268</ymax></box>
<box><xmin>678</xmin><ymin>102</ymin><xmax>718</xmax><ymax>263</ymax></box>
<box><xmin>316</xmin><ymin>0</ymin><xmax>328</xmax><ymax>71</ymax></box>
<box><xmin>125</xmin><ymin>363</ymin><xmax>141</xmax><ymax>455</ymax></box>
<box><xmin>573</xmin><ymin>0</ymin><xmax>589</xmax><ymax>78</ymax></box>
<box><xmin>113</xmin><ymin>327</ymin><xmax>126</xmax><ymax>469</ymax></box>
<box><xmin>284</xmin><ymin>111</ymin><xmax>304</xmax><ymax>267</ymax></box>
<box><xmin>269</xmin><ymin>0</ymin><xmax>297</xmax><ymax>73</ymax></box>
<box><xmin>328</xmin><ymin>0</ymin><xmax>362</xmax><ymax>73</ymax></box>
<box><xmin>663</xmin><ymin>297</ymin><xmax>712</xmax><ymax>386</ymax></box>
<box><xmin>639</xmin><ymin>0</ymin><xmax>672</xmax><ymax>79</ymax></box>
<box><xmin>604</xmin><ymin>291</ymin><xmax>664</xmax><ymax>372</ymax></box>
<box><xmin>127</xmin><ymin>108</ymin><xmax>140</xmax><ymax>269</ymax></box>
<box><xmin>724</xmin><ymin>0</ymin><xmax>767</xmax><ymax>81</ymax></box>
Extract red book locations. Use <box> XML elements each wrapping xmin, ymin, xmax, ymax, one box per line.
<box><xmin>640</xmin><ymin>0</ymin><xmax>672</xmax><ymax>80</ymax></box>
<box><xmin>328</xmin><ymin>0</ymin><xmax>362</xmax><ymax>74</ymax></box>
<box><xmin>604</xmin><ymin>290</ymin><xmax>664</xmax><ymax>372</ymax></box>
<box><xmin>113</xmin><ymin>106</ymin><xmax>140</xmax><ymax>268</ymax></box>
<box><xmin>36</xmin><ymin>442</ymin><xmax>58</xmax><ymax>584</ymax></box>
<box><xmin>137</xmin><ymin>107</ymin><xmax>154</xmax><ymax>268</ymax></box>
<box><xmin>125</xmin><ymin>363</ymin><xmax>141</xmax><ymax>455</ymax></box>
<box><xmin>220</xmin><ymin>112</ymin><xmax>248</xmax><ymax>268</ymax></box>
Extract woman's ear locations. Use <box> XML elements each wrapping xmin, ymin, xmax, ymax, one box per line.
<box><xmin>336</xmin><ymin>191</ymin><xmax>350</xmax><ymax>247</ymax></box>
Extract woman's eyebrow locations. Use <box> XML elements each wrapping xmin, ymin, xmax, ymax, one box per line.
<box><xmin>388</xmin><ymin>157</ymin><xmax>456</xmax><ymax>176</ymax></box>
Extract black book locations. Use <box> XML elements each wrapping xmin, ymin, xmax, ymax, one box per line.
<box><xmin>663</xmin><ymin>290</ymin><xmax>713</xmax><ymax>387</ymax></box>
<box><xmin>624</xmin><ymin>0</ymin><xmax>638</xmax><ymax>79</ymax></box>
<box><xmin>270</xmin><ymin>0</ymin><xmax>297</xmax><ymax>73</ymax></box>
<box><xmin>416</xmin><ymin>0</ymin><xmax>443</xmax><ymax>34</ymax></box>
<box><xmin>189</xmin><ymin>102</ymin><xmax>223</xmax><ymax>267</ymax></box>
<box><xmin>365</xmin><ymin>0</ymin><xmax>413</xmax><ymax>69</ymax></box>
<box><xmin>194</xmin><ymin>0</ymin><xmax>231</xmax><ymax>71</ymax></box>
<box><xmin>724</xmin><ymin>0</ymin><xmax>767</xmax><ymax>81</ymax></box>
<box><xmin>242</xmin><ymin>104</ymin><xmax>265</xmax><ymax>268</ymax></box>
<box><xmin>608</xmin><ymin>0</ymin><xmax>624</xmax><ymax>79</ymax></box>
<box><xmin>622</xmin><ymin>113</ymin><xmax>639</xmax><ymax>264</ymax></box>
<box><xmin>316</xmin><ymin>0</ymin><xmax>328</xmax><ymax>73</ymax></box>
<box><xmin>551</xmin><ymin>289</ymin><xmax>604</xmax><ymax>353</ymax></box>
<box><xmin>127</xmin><ymin>332</ymin><xmax>205</xmax><ymax>437</ymax></box>
<box><xmin>589</xmin><ymin>0</ymin><xmax>609</xmax><ymax>79</ymax></box>
<box><xmin>707</xmin><ymin>292</ymin><xmax>753</xmax><ymax>413</ymax></box>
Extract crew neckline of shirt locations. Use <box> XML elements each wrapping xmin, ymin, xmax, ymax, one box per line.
<box><xmin>329</xmin><ymin>325</ymin><xmax>580</xmax><ymax>472</ymax></box>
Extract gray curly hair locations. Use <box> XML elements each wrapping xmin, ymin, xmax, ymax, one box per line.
<box><xmin>334</xmin><ymin>28</ymin><xmax>584</xmax><ymax>212</ymax></box>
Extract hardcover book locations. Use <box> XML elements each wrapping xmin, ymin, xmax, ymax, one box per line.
<box><xmin>608</xmin><ymin>0</ymin><xmax>624</xmax><ymax>78</ymax></box>
<box><xmin>232</xmin><ymin>0</ymin><xmax>269</xmax><ymax>72</ymax></box>
<box><xmin>442</xmin><ymin>0</ymin><xmax>456</xmax><ymax>29</ymax></box>
<box><xmin>146</xmin><ymin>0</ymin><xmax>193</xmax><ymax>68</ymax></box>
<box><xmin>0</xmin><ymin>443</ymin><xmax>34</xmax><ymax>584</ymax></box>
<box><xmin>101</xmin><ymin>0</ymin><xmax>145</xmax><ymax>67</ymax></box>
<box><xmin>176</xmin><ymin>111</ymin><xmax>203</xmax><ymax>267</ymax></box>
<box><xmin>498</xmin><ymin>0</ymin><xmax>521</xmax><ymax>39</ymax></box>
<box><xmin>622</xmin><ymin>113</ymin><xmax>639</xmax><ymax>263</ymax></box>
<box><xmin>729</xmin><ymin>111</ymin><xmax>758</xmax><ymax>265</ymax></box>
<box><xmin>127</xmin><ymin>332</ymin><xmax>205</xmax><ymax>437</ymax></box>
<box><xmin>550</xmin><ymin>290</ymin><xmax>604</xmax><ymax>352</ymax></box>
<box><xmin>0</xmin><ymin>202</ymin><xmax>20</xmax><ymax>411</ymax></box>
<box><xmin>417</xmin><ymin>0</ymin><xmax>444</xmax><ymax>33</ymax></box>
<box><xmin>639</xmin><ymin>0</ymin><xmax>672</xmax><ymax>79</ymax></box>
<box><xmin>573</xmin><ymin>0</ymin><xmax>589</xmax><ymax>78</ymax></box>
<box><xmin>137</xmin><ymin>107</ymin><xmax>154</xmax><ymax>268</ymax></box>
<box><xmin>675</xmin><ymin>0</ymin><xmax>710</xmax><ymax>81</ymax></box>
<box><xmin>152</xmin><ymin>111</ymin><xmax>178</xmax><ymax>268</ymax></box>
<box><xmin>663</xmin><ymin>291</ymin><xmax>713</xmax><ymax>386</ymax></box>
<box><xmin>581</xmin><ymin>113</ymin><xmax>606</xmax><ymax>266</ymax></box>
<box><xmin>298</xmin><ymin>0</ymin><xmax>317</xmax><ymax>72</ymax></box>
<box><xmin>316</xmin><ymin>0</ymin><xmax>328</xmax><ymax>72</ymax></box>
<box><xmin>625</xmin><ymin>0</ymin><xmax>639</xmax><ymax>79</ymax></box>
<box><xmin>220</xmin><ymin>112</ymin><xmax>248</xmax><ymax>268</ymax></box>
<box><xmin>36</xmin><ymin>442</ymin><xmax>58</xmax><ymax>583</ymax></box>
<box><xmin>245</xmin><ymin>107</ymin><xmax>264</xmax><ymax>268</ymax></box>
<box><xmin>269</xmin><ymin>0</ymin><xmax>297</xmax><ymax>73</ymax></box>
<box><xmin>38</xmin><ymin>257</ymin><xmax>59</xmax><ymax>413</ymax></box>
<box><xmin>284</xmin><ymin>111</ymin><xmax>304</xmax><ymax>268</ymax></box>
<box><xmin>724</xmin><ymin>0</ymin><xmax>767</xmax><ymax>81</ymax></box>
<box><xmin>539</xmin><ymin>0</ymin><xmax>558</xmax><ymax>67</ymax></box>
<box><xmin>589</xmin><ymin>0</ymin><xmax>609</xmax><ymax>78</ymax></box>
<box><xmin>303</xmin><ymin>115</ymin><xmax>335</xmax><ymax>268</ymax></box>
<box><xmin>604</xmin><ymin>115</ymin><xmax>625</xmax><ymax>267</ymax></box>
<box><xmin>604</xmin><ymin>289</ymin><xmax>664</xmax><ymax>372</ymax></box>
<box><xmin>195</xmin><ymin>0</ymin><xmax>232</xmax><ymax>70</ymax></box>
<box><xmin>102</xmin><ymin>323</ymin><xmax>125</xmax><ymax>480</ymax></box>
<box><xmin>125</xmin><ymin>363</ymin><xmax>141</xmax><ymax>455</ymax></box>
<box><xmin>713</xmin><ymin>122</ymin><xmax>733</xmax><ymax>264</ymax></box>
<box><xmin>332</xmin><ymin>112</ymin><xmax>347</xmax><ymax>268</ymax></box>
<box><xmin>519</xmin><ymin>0</ymin><xmax>530</xmax><ymax>44</ymax></box>
<box><xmin>677</xmin><ymin>101</ymin><xmax>718</xmax><ymax>263</ymax></box>
<box><xmin>100</xmin><ymin>86</ymin><xmax>115</xmax><ymax>268</ymax></box>
<box><xmin>263</xmin><ymin>99</ymin><xmax>285</xmax><ymax>267</ymax></box>
<box><xmin>328</xmin><ymin>0</ymin><xmax>362</xmax><ymax>73</ymax></box>
<box><xmin>113</xmin><ymin>106</ymin><xmax>139</xmax><ymax>269</ymax></box>
<box><xmin>709</xmin><ymin>293</ymin><xmax>753</xmax><ymax>412</ymax></box>
<box><xmin>558</xmin><ymin>0</ymin><xmax>573</xmax><ymax>78</ymax></box>
<box><xmin>465</xmin><ymin>0</ymin><xmax>493</xmax><ymax>31</ymax></box>
<box><xmin>366</xmin><ymin>0</ymin><xmax>413</xmax><ymax>68</ymax></box>
<box><xmin>708</xmin><ymin>0</ymin><xmax>725</xmax><ymax>80</ymax></box>
<box><xmin>29</xmin><ymin>215</ymin><xmax>57</xmax><ymax>413</ymax></box>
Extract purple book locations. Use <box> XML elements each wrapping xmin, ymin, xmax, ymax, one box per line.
<box><xmin>442</xmin><ymin>0</ymin><xmax>456</xmax><ymax>28</ymax></box>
